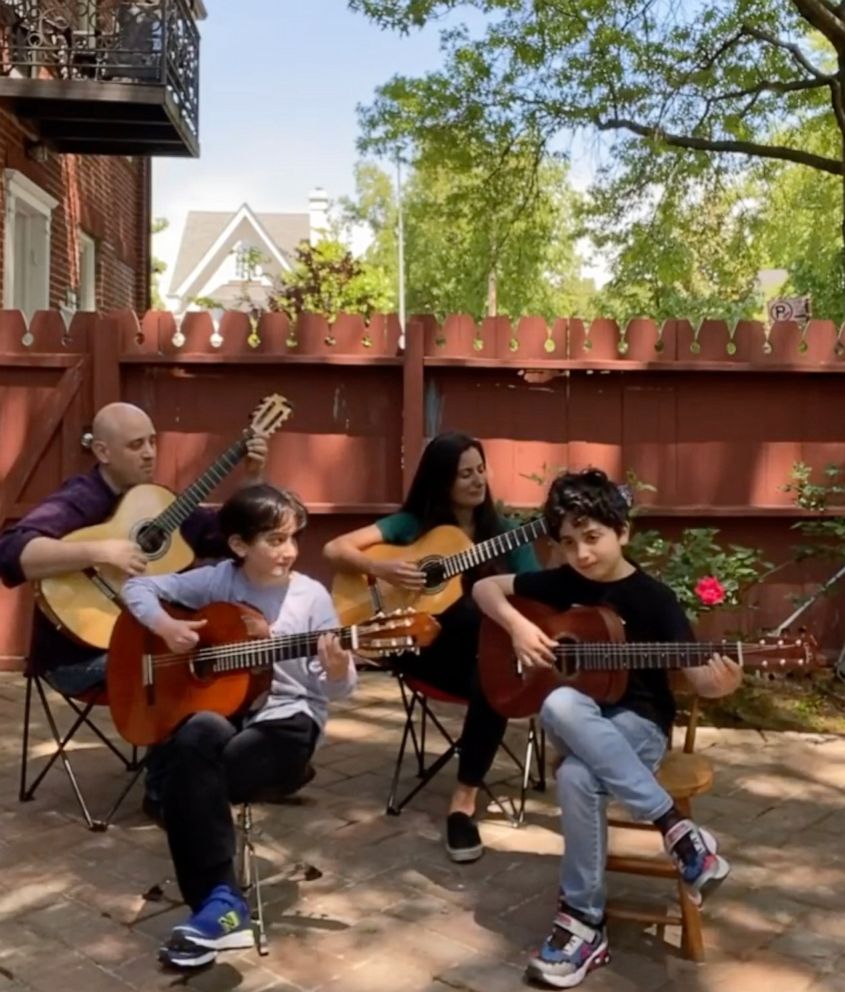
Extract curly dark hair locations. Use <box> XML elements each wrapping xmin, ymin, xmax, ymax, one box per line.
<box><xmin>543</xmin><ymin>468</ymin><xmax>630</xmax><ymax>537</ymax></box>
<box><xmin>219</xmin><ymin>483</ymin><xmax>307</xmax><ymax>554</ymax></box>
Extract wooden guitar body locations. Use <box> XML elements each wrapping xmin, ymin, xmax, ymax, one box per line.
<box><xmin>479</xmin><ymin>598</ymin><xmax>629</xmax><ymax>718</ymax></box>
<box><xmin>37</xmin><ymin>484</ymin><xmax>195</xmax><ymax>650</ymax></box>
<box><xmin>332</xmin><ymin>524</ymin><xmax>473</xmax><ymax>625</ymax></box>
<box><xmin>107</xmin><ymin>601</ymin><xmax>271</xmax><ymax>746</ymax></box>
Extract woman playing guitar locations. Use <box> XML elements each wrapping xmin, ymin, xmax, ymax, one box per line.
<box><xmin>121</xmin><ymin>484</ymin><xmax>356</xmax><ymax>970</ymax></box>
<box><xmin>323</xmin><ymin>431</ymin><xmax>541</xmax><ymax>863</ymax></box>
<box><xmin>473</xmin><ymin>469</ymin><xmax>742</xmax><ymax>989</ymax></box>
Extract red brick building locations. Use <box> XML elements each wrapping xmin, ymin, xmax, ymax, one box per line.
<box><xmin>0</xmin><ymin>0</ymin><xmax>203</xmax><ymax>316</ymax></box>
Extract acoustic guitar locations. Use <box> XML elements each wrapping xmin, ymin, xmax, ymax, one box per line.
<box><xmin>479</xmin><ymin>597</ymin><xmax>823</xmax><ymax>719</ymax></box>
<box><xmin>107</xmin><ymin>601</ymin><xmax>441</xmax><ymax>746</ymax></box>
<box><xmin>37</xmin><ymin>394</ymin><xmax>292</xmax><ymax>650</ymax></box>
<box><xmin>332</xmin><ymin>517</ymin><xmax>548</xmax><ymax>625</ymax></box>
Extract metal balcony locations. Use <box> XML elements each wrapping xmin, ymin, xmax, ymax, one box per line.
<box><xmin>0</xmin><ymin>0</ymin><xmax>200</xmax><ymax>157</ymax></box>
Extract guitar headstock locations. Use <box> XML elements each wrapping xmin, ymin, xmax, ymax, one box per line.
<box><xmin>354</xmin><ymin>609</ymin><xmax>441</xmax><ymax>659</ymax></box>
<box><xmin>247</xmin><ymin>394</ymin><xmax>293</xmax><ymax>438</ymax></box>
<box><xmin>743</xmin><ymin>633</ymin><xmax>826</xmax><ymax>674</ymax></box>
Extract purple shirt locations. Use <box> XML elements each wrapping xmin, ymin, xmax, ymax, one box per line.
<box><xmin>0</xmin><ymin>466</ymin><xmax>225</xmax><ymax>673</ymax></box>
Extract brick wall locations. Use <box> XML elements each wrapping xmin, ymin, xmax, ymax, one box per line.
<box><xmin>0</xmin><ymin>110</ymin><xmax>150</xmax><ymax>312</ymax></box>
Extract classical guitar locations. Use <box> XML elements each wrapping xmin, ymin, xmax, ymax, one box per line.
<box><xmin>107</xmin><ymin>601</ymin><xmax>441</xmax><ymax>746</ymax></box>
<box><xmin>332</xmin><ymin>517</ymin><xmax>549</xmax><ymax>625</ymax></box>
<box><xmin>479</xmin><ymin>597</ymin><xmax>824</xmax><ymax>719</ymax></box>
<box><xmin>37</xmin><ymin>394</ymin><xmax>292</xmax><ymax>651</ymax></box>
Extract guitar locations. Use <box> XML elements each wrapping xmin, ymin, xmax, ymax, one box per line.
<box><xmin>37</xmin><ymin>394</ymin><xmax>293</xmax><ymax>650</ymax></box>
<box><xmin>107</xmin><ymin>601</ymin><xmax>441</xmax><ymax>746</ymax></box>
<box><xmin>479</xmin><ymin>597</ymin><xmax>824</xmax><ymax>719</ymax></box>
<box><xmin>332</xmin><ymin>517</ymin><xmax>548</xmax><ymax>625</ymax></box>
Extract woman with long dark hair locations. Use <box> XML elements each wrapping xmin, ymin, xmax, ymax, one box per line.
<box><xmin>324</xmin><ymin>431</ymin><xmax>540</xmax><ymax>862</ymax></box>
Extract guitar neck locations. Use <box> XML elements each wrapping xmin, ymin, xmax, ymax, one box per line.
<box><xmin>443</xmin><ymin>517</ymin><xmax>548</xmax><ymax>579</ymax></box>
<box><xmin>206</xmin><ymin>626</ymin><xmax>356</xmax><ymax>675</ymax></box>
<box><xmin>562</xmin><ymin>641</ymin><xmax>758</xmax><ymax>671</ymax></box>
<box><xmin>152</xmin><ymin>437</ymin><xmax>248</xmax><ymax>534</ymax></box>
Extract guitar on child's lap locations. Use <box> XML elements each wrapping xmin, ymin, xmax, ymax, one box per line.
<box><xmin>479</xmin><ymin>597</ymin><xmax>824</xmax><ymax>719</ymax></box>
<box><xmin>331</xmin><ymin>517</ymin><xmax>548</xmax><ymax>625</ymax></box>
<box><xmin>107</xmin><ymin>601</ymin><xmax>441</xmax><ymax>745</ymax></box>
<box><xmin>36</xmin><ymin>394</ymin><xmax>293</xmax><ymax>651</ymax></box>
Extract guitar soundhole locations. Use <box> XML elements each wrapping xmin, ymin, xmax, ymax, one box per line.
<box><xmin>419</xmin><ymin>557</ymin><xmax>447</xmax><ymax>591</ymax></box>
<box><xmin>135</xmin><ymin>522</ymin><xmax>170</xmax><ymax>559</ymax></box>
<box><xmin>555</xmin><ymin>636</ymin><xmax>577</xmax><ymax>677</ymax></box>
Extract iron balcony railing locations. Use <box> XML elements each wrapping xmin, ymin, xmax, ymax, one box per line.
<box><xmin>0</xmin><ymin>0</ymin><xmax>199</xmax><ymax>138</ymax></box>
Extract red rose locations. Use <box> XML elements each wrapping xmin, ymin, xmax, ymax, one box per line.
<box><xmin>694</xmin><ymin>576</ymin><xmax>726</xmax><ymax>606</ymax></box>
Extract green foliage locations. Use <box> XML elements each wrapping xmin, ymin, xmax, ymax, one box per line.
<box><xmin>784</xmin><ymin>461</ymin><xmax>845</xmax><ymax>561</ymax></box>
<box><xmin>586</xmin><ymin>169</ymin><xmax>765</xmax><ymax>323</ymax></box>
<box><xmin>627</xmin><ymin>527</ymin><xmax>772</xmax><ymax>622</ymax></box>
<box><xmin>350</xmin><ymin>0</ymin><xmax>845</xmax><ymax>316</ymax></box>
<box><xmin>757</xmin><ymin>115</ymin><xmax>845</xmax><ymax>323</ymax></box>
<box><xmin>271</xmin><ymin>239</ymin><xmax>393</xmax><ymax>322</ymax></box>
<box><xmin>341</xmin><ymin>155</ymin><xmax>591</xmax><ymax>321</ymax></box>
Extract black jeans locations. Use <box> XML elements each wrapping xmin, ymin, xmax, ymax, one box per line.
<box><xmin>162</xmin><ymin>710</ymin><xmax>319</xmax><ymax>910</ymax></box>
<box><xmin>396</xmin><ymin>596</ymin><xmax>506</xmax><ymax>788</ymax></box>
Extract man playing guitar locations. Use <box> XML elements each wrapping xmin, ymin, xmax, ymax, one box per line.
<box><xmin>0</xmin><ymin>401</ymin><xmax>267</xmax><ymax>816</ymax></box>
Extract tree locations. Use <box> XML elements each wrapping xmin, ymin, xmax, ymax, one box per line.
<box><xmin>341</xmin><ymin>155</ymin><xmax>591</xmax><ymax>321</ymax></box>
<box><xmin>150</xmin><ymin>217</ymin><xmax>169</xmax><ymax>310</ymax></box>
<box><xmin>271</xmin><ymin>239</ymin><xmax>392</xmax><ymax>321</ymax></box>
<box><xmin>757</xmin><ymin>115</ymin><xmax>844</xmax><ymax>320</ymax></box>
<box><xmin>349</xmin><ymin>0</ymin><xmax>845</xmax><ymax>311</ymax></box>
<box><xmin>587</xmin><ymin>169</ymin><xmax>766</xmax><ymax>323</ymax></box>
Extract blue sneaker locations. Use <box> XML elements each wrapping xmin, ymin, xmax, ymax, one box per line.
<box><xmin>664</xmin><ymin>819</ymin><xmax>730</xmax><ymax>905</ymax></box>
<box><xmin>159</xmin><ymin>885</ymin><xmax>254</xmax><ymax>968</ymax></box>
<box><xmin>526</xmin><ymin>908</ymin><xmax>610</xmax><ymax>988</ymax></box>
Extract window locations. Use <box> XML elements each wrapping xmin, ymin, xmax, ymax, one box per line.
<box><xmin>3</xmin><ymin>170</ymin><xmax>59</xmax><ymax>318</ymax></box>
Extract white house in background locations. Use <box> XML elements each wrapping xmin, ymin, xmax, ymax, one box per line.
<box><xmin>166</xmin><ymin>188</ymin><xmax>330</xmax><ymax>313</ymax></box>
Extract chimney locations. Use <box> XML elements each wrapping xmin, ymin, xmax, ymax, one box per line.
<box><xmin>308</xmin><ymin>187</ymin><xmax>329</xmax><ymax>245</ymax></box>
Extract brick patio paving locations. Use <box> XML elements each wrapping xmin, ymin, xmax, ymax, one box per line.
<box><xmin>1</xmin><ymin>670</ymin><xmax>844</xmax><ymax>992</ymax></box>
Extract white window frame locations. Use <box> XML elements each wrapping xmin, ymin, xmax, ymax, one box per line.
<box><xmin>3</xmin><ymin>170</ymin><xmax>59</xmax><ymax>318</ymax></box>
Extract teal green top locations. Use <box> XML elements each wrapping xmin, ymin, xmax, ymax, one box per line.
<box><xmin>375</xmin><ymin>511</ymin><xmax>540</xmax><ymax>575</ymax></box>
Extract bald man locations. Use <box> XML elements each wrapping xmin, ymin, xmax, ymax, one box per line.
<box><xmin>0</xmin><ymin>400</ymin><xmax>267</xmax><ymax>694</ymax></box>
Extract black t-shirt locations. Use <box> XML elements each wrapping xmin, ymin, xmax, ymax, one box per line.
<box><xmin>513</xmin><ymin>565</ymin><xmax>694</xmax><ymax>735</ymax></box>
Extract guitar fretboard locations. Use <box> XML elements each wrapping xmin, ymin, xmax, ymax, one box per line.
<box><xmin>557</xmin><ymin>641</ymin><xmax>797</xmax><ymax>672</ymax></box>
<box><xmin>206</xmin><ymin>626</ymin><xmax>356</xmax><ymax>675</ymax></box>
<box><xmin>443</xmin><ymin>517</ymin><xmax>548</xmax><ymax>578</ymax></box>
<box><xmin>151</xmin><ymin>437</ymin><xmax>248</xmax><ymax>535</ymax></box>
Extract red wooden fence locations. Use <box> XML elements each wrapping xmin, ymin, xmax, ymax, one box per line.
<box><xmin>2</xmin><ymin>308</ymin><xmax>845</xmax><ymax>668</ymax></box>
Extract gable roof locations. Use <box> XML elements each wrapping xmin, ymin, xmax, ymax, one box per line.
<box><xmin>168</xmin><ymin>206</ymin><xmax>310</xmax><ymax>298</ymax></box>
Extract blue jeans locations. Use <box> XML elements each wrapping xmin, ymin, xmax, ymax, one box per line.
<box><xmin>540</xmin><ymin>687</ymin><xmax>673</xmax><ymax>922</ymax></box>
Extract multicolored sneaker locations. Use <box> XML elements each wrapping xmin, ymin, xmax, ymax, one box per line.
<box><xmin>664</xmin><ymin>819</ymin><xmax>730</xmax><ymax>904</ymax></box>
<box><xmin>159</xmin><ymin>884</ymin><xmax>254</xmax><ymax>968</ymax></box>
<box><xmin>526</xmin><ymin>908</ymin><xmax>610</xmax><ymax>988</ymax></box>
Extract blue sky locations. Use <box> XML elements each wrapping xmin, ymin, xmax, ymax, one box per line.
<box><xmin>152</xmin><ymin>1</ymin><xmax>452</xmax><ymax>275</ymax></box>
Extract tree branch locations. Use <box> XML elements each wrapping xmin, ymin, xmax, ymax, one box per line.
<box><xmin>740</xmin><ymin>23</ymin><xmax>831</xmax><ymax>77</ymax></box>
<box><xmin>715</xmin><ymin>76</ymin><xmax>834</xmax><ymax>102</ymax></box>
<box><xmin>597</xmin><ymin>117</ymin><xmax>844</xmax><ymax>173</ymax></box>
<box><xmin>790</xmin><ymin>0</ymin><xmax>845</xmax><ymax>51</ymax></box>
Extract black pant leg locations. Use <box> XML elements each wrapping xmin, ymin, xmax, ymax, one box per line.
<box><xmin>164</xmin><ymin>710</ymin><xmax>320</xmax><ymax>910</ymax></box>
<box><xmin>163</xmin><ymin>712</ymin><xmax>238</xmax><ymax>910</ymax></box>
<box><xmin>223</xmin><ymin>712</ymin><xmax>319</xmax><ymax>804</ymax></box>
<box><xmin>395</xmin><ymin>596</ymin><xmax>508</xmax><ymax>789</ymax></box>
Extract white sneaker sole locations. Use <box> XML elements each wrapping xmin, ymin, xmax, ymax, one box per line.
<box><xmin>446</xmin><ymin>841</ymin><xmax>484</xmax><ymax>863</ymax></box>
<box><xmin>173</xmin><ymin>927</ymin><xmax>256</xmax><ymax>951</ymax></box>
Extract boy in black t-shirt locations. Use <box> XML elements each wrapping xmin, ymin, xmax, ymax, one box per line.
<box><xmin>473</xmin><ymin>469</ymin><xmax>742</xmax><ymax>988</ymax></box>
